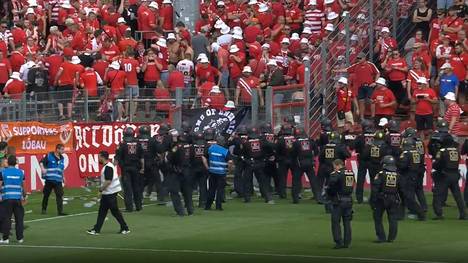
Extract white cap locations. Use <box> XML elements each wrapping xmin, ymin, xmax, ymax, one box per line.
<box><xmin>258</xmin><ymin>3</ymin><xmax>268</xmax><ymax>12</ymax></box>
<box><xmin>300</xmin><ymin>38</ymin><xmax>309</xmax><ymax>44</ymax></box>
<box><xmin>210</xmin><ymin>86</ymin><xmax>221</xmax><ymax>93</ymax></box>
<box><xmin>10</xmin><ymin>72</ymin><xmax>21</xmax><ymax>80</ymax></box>
<box><xmin>217</xmin><ymin>1</ymin><xmax>226</xmax><ymax>6</ymax></box>
<box><xmin>71</xmin><ymin>56</ymin><xmax>81</xmax><ymax>65</ymax></box>
<box><xmin>148</xmin><ymin>1</ymin><xmax>159</xmax><ymax>9</ymax></box>
<box><xmin>441</xmin><ymin>63</ymin><xmax>452</xmax><ymax>69</ymax></box>
<box><xmin>220</xmin><ymin>25</ymin><xmax>231</xmax><ymax>35</ymax></box>
<box><xmin>327</xmin><ymin>12</ymin><xmax>338</xmax><ymax>20</ymax></box>
<box><xmin>26</xmin><ymin>8</ymin><xmax>35</xmax><ymax>15</ymax></box>
<box><xmin>339</xmin><ymin>30</ymin><xmax>346</xmax><ymax>35</ymax></box>
<box><xmin>229</xmin><ymin>44</ymin><xmax>240</xmax><ymax>53</ymax></box>
<box><xmin>417</xmin><ymin>77</ymin><xmax>428</xmax><ymax>84</ymax></box>
<box><xmin>85</xmin><ymin>8</ymin><xmax>96</xmax><ymax>16</ymax></box>
<box><xmin>167</xmin><ymin>33</ymin><xmax>176</xmax><ymax>40</ymax></box>
<box><xmin>357</xmin><ymin>13</ymin><xmax>366</xmax><ymax>20</ymax></box>
<box><xmin>198</xmin><ymin>53</ymin><xmax>208</xmax><ymax>60</ymax></box>
<box><xmin>375</xmin><ymin>77</ymin><xmax>387</xmax><ymax>86</ymax></box>
<box><xmin>214</xmin><ymin>20</ymin><xmax>225</xmax><ymax>29</ymax></box>
<box><xmin>444</xmin><ymin>92</ymin><xmax>456</xmax><ymax>101</ymax></box>
<box><xmin>232</xmin><ymin>26</ymin><xmax>243</xmax><ymax>35</ymax></box>
<box><xmin>110</xmin><ymin>61</ymin><xmax>120</xmax><ymax>70</ymax></box>
<box><xmin>267</xmin><ymin>59</ymin><xmax>278</xmax><ymax>66</ymax></box>
<box><xmin>61</xmin><ymin>1</ymin><xmax>72</xmax><ymax>8</ymax></box>
<box><xmin>224</xmin><ymin>100</ymin><xmax>235</xmax><ymax>109</ymax></box>
<box><xmin>248</xmin><ymin>0</ymin><xmax>258</xmax><ymax>5</ymax></box>
<box><xmin>324</xmin><ymin>0</ymin><xmax>335</xmax><ymax>4</ymax></box>
<box><xmin>379</xmin><ymin>117</ymin><xmax>388</xmax><ymax>127</ymax></box>
<box><xmin>232</xmin><ymin>33</ymin><xmax>243</xmax><ymax>40</ymax></box>
<box><xmin>199</xmin><ymin>57</ymin><xmax>209</xmax><ymax>63</ymax></box>
<box><xmin>211</xmin><ymin>42</ymin><xmax>220</xmax><ymax>52</ymax></box>
<box><xmin>381</xmin><ymin>27</ymin><xmax>390</xmax><ymax>33</ymax></box>
<box><xmin>325</xmin><ymin>23</ymin><xmax>335</xmax><ymax>32</ymax></box>
<box><xmin>351</xmin><ymin>34</ymin><xmax>358</xmax><ymax>41</ymax></box>
<box><xmin>157</xmin><ymin>38</ymin><xmax>167</xmax><ymax>47</ymax></box>
<box><xmin>309</xmin><ymin>0</ymin><xmax>317</xmax><ymax>5</ymax></box>
<box><xmin>262</xmin><ymin>43</ymin><xmax>270</xmax><ymax>49</ymax></box>
<box><xmin>338</xmin><ymin>77</ymin><xmax>348</xmax><ymax>85</ymax></box>
<box><xmin>291</xmin><ymin>33</ymin><xmax>300</xmax><ymax>40</ymax></box>
<box><xmin>303</xmin><ymin>27</ymin><xmax>312</xmax><ymax>34</ymax></box>
<box><xmin>26</xmin><ymin>61</ymin><xmax>36</xmax><ymax>68</ymax></box>
<box><xmin>342</xmin><ymin>11</ymin><xmax>350</xmax><ymax>17</ymax></box>
<box><xmin>242</xmin><ymin>66</ymin><xmax>253</xmax><ymax>73</ymax></box>
<box><xmin>162</xmin><ymin>0</ymin><xmax>172</xmax><ymax>4</ymax></box>
<box><xmin>117</xmin><ymin>17</ymin><xmax>126</xmax><ymax>24</ymax></box>
<box><xmin>28</xmin><ymin>0</ymin><xmax>38</xmax><ymax>7</ymax></box>
<box><xmin>281</xmin><ymin>38</ymin><xmax>290</xmax><ymax>44</ymax></box>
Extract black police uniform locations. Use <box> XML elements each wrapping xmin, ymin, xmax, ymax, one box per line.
<box><xmin>432</xmin><ymin>138</ymin><xmax>466</xmax><ymax>219</ymax></box>
<box><xmin>327</xmin><ymin>168</ymin><xmax>355</xmax><ymax>248</ymax></box>
<box><xmin>192</xmin><ymin>133</ymin><xmax>208</xmax><ymax>208</ymax></box>
<box><xmin>354</xmin><ymin>128</ymin><xmax>375</xmax><ymax>203</ymax></box>
<box><xmin>241</xmin><ymin>131</ymin><xmax>273</xmax><ymax>203</ymax></box>
<box><xmin>276</xmin><ymin>126</ymin><xmax>297</xmax><ymax>199</ymax></box>
<box><xmin>229</xmin><ymin>132</ymin><xmax>248</xmax><ymax>198</ymax></box>
<box><xmin>137</xmin><ymin>127</ymin><xmax>157</xmax><ymax>199</ymax></box>
<box><xmin>261</xmin><ymin>127</ymin><xmax>280</xmax><ymax>195</ymax></box>
<box><xmin>115</xmin><ymin>134</ymin><xmax>144</xmax><ymax>211</ymax></box>
<box><xmin>361</xmin><ymin>136</ymin><xmax>392</xmax><ymax>190</ymax></box>
<box><xmin>151</xmin><ymin>128</ymin><xmax>172</xmax><ymax>202</ymax></box>
<box><xmin>291</xmin><ymin>132</ymin><xmax>320</xmax><ymax>203</ymax></box>
<box><xmin>397</xmin><ymin>147</ymin><xmax>426</xmax><ymax>220</ymax></box>
<box><xmin>166</xmin><ymin>136</ymin><xmax>194</xmax><ymax>216</ymax></box>
<box><xmin>370</xmin><ymin>159</ymin><xmax>401</xmax><ymax>242</ymax></box>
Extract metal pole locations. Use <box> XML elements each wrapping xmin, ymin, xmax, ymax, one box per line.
<box><xmin>304</xmin><ymin>57</ymin><xmax>311</xmax><ymax>134</ymax></box>
<box><xmin>320</xmin><ymin>41</ymin><xmax>328</xmax><ymax>116</ymax></box>
<box><xmin>369</xmin><ymin>0</ymin><xmax>375</xmax><ymax>63</ymax></box>
<box><xmin>129</xmin><ymin>89</ymin><xmax>133</xmax><ymax>122</ymax></box>
<box><xmin>34</xmin><ymin>93</ymin><xmax>38</xmax><ymax>120</ymax></box>
<box><xmin>345</xmin><ymin>13</ymin><xmax>351</xmax><ymax>67</ymax></box>
<box><xmin>265</xmin><ymin>86</ymin><xmax>273</xmax><ymax>125</ymax></box>
<box><xmin>391</xmin><ymin>0</ymin><xmax>398</xmax><ymax>40</ymax></box>
<box><xmin>21</xmin><ymin>92</ymin><xmax>26</xmax><ymax>120</ymax></box>
<box><xmin>175</xmin><ymin>87</ymin><xmax>183</xmax><ymax>130</ymax></box>
<box><xmin>251</xmin><ymin>89</ymin><xmax>259</xmax><ymax>125</ymax></box>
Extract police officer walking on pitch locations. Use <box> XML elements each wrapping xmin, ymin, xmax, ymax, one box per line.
<box><xmin>87</xmin><ymin>151</ymin><xmax>130</xmax><ymax>235</ymax></box>
<box><xmin>40</xmin><ymin>144</ymin><xmax>67</xmax><ymax>216</ymax></box>
<box><xmin>137</xmin><ymin>125</ymin><xmax>156</xmax><ymax>200</ymax></box>
<box><xmin>0</xmin><ymin>155</ymin><xmax>25</xmax><ymax>244</ymax></box>
<box><xmin>327</xmin><ymin>159</ymin><xmax>355</xmax><ymax>249</ymax></box>
<box><xmin>192</xmin><ymin>131</ymin><xmax>209</xmax><ymax>208</ymax></box>
<box><xmin>370</xmin><ymin>155</ymin><xmax>401</xmax><ymax>243</ymax></box>
<box><xmin>432</xmin><ymin>134</ymin><xmax>466</xmax><ymax>220</ymax></box>
<box><xmin>115</xmin><ymin>127</ymin><xmax>144</xmax><ymax>212</ymax></box>
<box><xmin>354</xmin><ymin>119</ymin><xmax>375</xmax><ymax>203</ymax></box>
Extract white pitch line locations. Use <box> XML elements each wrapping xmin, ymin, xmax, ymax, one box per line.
<box><xmin>25</xmin><ymin>203</ymin><xmax>158</xmax><ymax>223</ymax></box>
<box><xmin>0</xmin><ymin>245</ymin><xmax>450</xmax><ymax>263</ymax></box>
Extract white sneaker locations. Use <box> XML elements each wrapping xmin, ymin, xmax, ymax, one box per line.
<box><xmin>86</xmin><ymin>229</ymin><xmax>99</xmax><ymax>235</ymax></box>
<box><xmin>119</xmin><ymin>230</ymin><xmax>131</xmax><ymax>235</ymax></box>
<box><xmin>267</xmin><ymin>200</ymin><xmax>276</xmax><ymax>205</ymax></box>
<box><xmin>17</xmin><ymin>239</ymin><xmax>24</xmax><ymax>244</ymax></box>
<box><xmin>0</xmin><ymin>239</ymin><xmax>9</xmax><ymax>244</ymax></box>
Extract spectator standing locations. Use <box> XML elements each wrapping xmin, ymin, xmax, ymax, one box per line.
<box><xmin>371</xmin><ymin>77</ymin><xmax>397</xmax><ymax>124</ymax></box>
<box><xmin>412</xmin><ymin>0</ymin><xmax>432</xmax><ymax>40</ymax></box>
<box><xmin>449</xmin><ymin>43</ymin><xmax>468</xmax><ymax>104</ymax></box>
<box><xmin>0</xmin><ymin>52</ymin><xmax>11</xmax><ymax>91</ymax></box>
<box><xmin>441</xmin><ymin>6</ymin><xmax>463</xmax><ymax>42</ymax></box>
<box><xmin>336</xmin><ymin>77</ymin><xmax>358</xmax><ymax>130</ymax></box>
<box><xmin>381</xmin><ymin>49</ymin><xmax>408</xmax><ymax>111</ymax></box>
<box><xmin>411</xmin><ymin>77</ymin><xmax>438</xmax><ymax>139</ymax></box>
<box><xmin>235</xmin><ymin>66</ymin><xmax>263</xmax><ymax>107</ymax></box>
<box><xmin>443</xmin><ymin>91</ymin><xmax>463</xmax><ymax>140</ymax></box>
<box><xmin>437</xmin><ymin>63</ymin><xmax>459</xmax><ymax>116</ymax></box>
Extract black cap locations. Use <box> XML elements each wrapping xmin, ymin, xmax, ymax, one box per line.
<box><xmin>320</xmin><ymin>117</ymin><xmax>332</xmax><ymax>132</ymax></box>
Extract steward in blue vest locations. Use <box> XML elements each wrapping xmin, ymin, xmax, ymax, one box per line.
<box><xmin>0</xmin><ymin>155</ymin><xmax>25</xmax><ymax>243</ymax></box>
<box><xmin>40</xmin><ymin>144</ymin><xmax>67</xmax><ymax>216</ymax></box>
<box><xmin>203</xmin><ymin>135</ymin><xmax>232</xmax><ymax>211</ymax></box>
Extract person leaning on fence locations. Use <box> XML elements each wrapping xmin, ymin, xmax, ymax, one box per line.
<box><xmin>40</xmin><ymin>144</ymin><xmax>67</xmax><ymax>216</ymax></box>
<box><xmin>2</xmin><ymin>72</ymin><xmax>25</xmax><ymax>100</ymax></box>
<box><xmin>54</xmin><ymin>50</ymin><xmax>80</xmax><ymax>121</ymax></box>
<box><xmin>336</xmin><ymin>77</ymin><xmax>358</xmax><ymax>131</ymax></box>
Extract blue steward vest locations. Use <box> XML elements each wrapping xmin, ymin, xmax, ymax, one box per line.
<box><xmin>44</xmin><ymin>152</ymin><xmax>64</xmax><ymax>182</ymax></box>
<box><xmin>208</xmin><ymin>144</ymin><xmax>229</xmax><ymax>176</ymax></box>
<box><xmin>1</xmin><ymin>167</ymin><xmax>24</xmax><ymax>200</ymax></box>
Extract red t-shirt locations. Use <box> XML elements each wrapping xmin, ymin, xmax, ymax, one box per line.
<box><xmin>58</xmin><ymin>61</ymin><xmax>78</xmax><ymax>86</ymax></box>
<box><xmin>3</xmin><ymin>79</ymin><xmax>25</xmax><ymax>99</ymax></box>
<box><xmin>196</xmin><ymin>64</ymin><xmax>219</xmax><ymax>83</ymax></box>
<box><xmin>442</xmin><ymin>16</ymin><xmax>463</xmax><ymax>41</ymax></box>
<box><xmin>93</xmin><ymin>60</ymin><xmax>110</xmax><ymax>82</ymax></box>
<box><xmin>385</xmin><ymin>57</ymin><xmax>407</xmax><ymax>81</ymax></box>
<box><xmin>143</xmin><ymin>60</ymin><xmax>161</xmax><ymax>82</ymax></box>
<box><xmin>160</xmin><ymin>6</ymin><xmax>174</xmax><ymax>31</ymax></box>
<box><xmin>449</xmin><ymin>53</ymin><xmax>468</xmax><ymax>81</ymax></box>
<box><xmin>80</xmin><ymin>68</ymin><xmax>99</xmax><ymax>97</ymax></box>
<box><xmin>413</xmin><ymin>87</ymin><xmax>437</xmax><ymax>116</ymax></box>
<box><xmin>71</xmin><ymin>30</ymin><xmax>87</xmax><ymax>51</ymax></box>
<box><xmin>11</xmin><ymin>27</ymin><xmax>27</xmax><ymax>46</ymax></box>
<box><xmin>9</xmin><ymin>52</ymin><xmax>25</xmax><ymax>72</ymax></box>
<box><xmin>209</xmin><ymin>92</ymin><xmax>226</xmax><ymax>110</ymax></box>
<box><xmin>198</xmin><ymin>81</ymin><xmax>215</xmax><ymax>98</ymax></box>
<box><xmin>347</xmin><ymin>61</ymin><xmax>379</xmax><ymax>88</ymax></box>
<box><xmin>371</xmin><ymin>87</ymin><xmax>396</xmax><ymax>116</ymax></box>
<box><xmin>118</xmin><ymin>38</ymin><xmax>138</xmax><ymax>53</ymax></box>
<box><xmin>444</xmin><ymin>103</ymin><xmax>462</xmax><ymax>135</ymax></box>
<box><xmin>228</xmin><ymin>52</ymin><xmax>246</xmax><ymax>79</ymax></box>
<box><xmin>154</xmin><ymin>88</ymin><xmax>171</xmax><ymax>112</ymax></box>
<box><xmin>44</xmin><ymin>54</ymin><xmax>64</xmax><ymax>86</ymax></box>
<box><xmin>337</xmin><ymin>87</ymin><xmax>355</xmax><ymax>112</ymax></box>
<box><xmin>0</xmin><ymin>58</ymin><xmax>12</xmax><ymax>84</ymax></box>
<box><xmin>167</xmin><ymin>70</ymin><xmax>185</xmax><ymax>92</ymax></box>
<box><xmin>407</xmin><ymin>69</ymin><xmax>429</xmax><ymax>93</ymax></box>
<box><xmin>121</xmin><ymin>58</ymin><xmax>140</xmax><ymax>86</ymax></box>
<box><xmin>244</xmin><ymin>26</ymin><xmax>262</xmax><ymax>44</ymax></box>
<box><xmin>106</xmin><ymin>70</ymin><xmax>126</xmax><ymax>96</ymax></box>
<box><xmin>100</xmin><ymin>44</ymin><xmax>121</xmax><ymax>60</ymax></box>
<box><xmin>237</xmin><ymin>76</ymin><xmax>259</xmax><ymax>103</ymax></box>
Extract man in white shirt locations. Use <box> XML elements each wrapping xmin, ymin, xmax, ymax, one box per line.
<box><xmin>87</xmin><ymin>151</ymin><xmax>130</xmax><ymax>235</ymax></box>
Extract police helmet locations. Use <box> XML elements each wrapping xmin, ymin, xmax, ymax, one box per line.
<box><xmin>124</xmin><ymin>127</ymin><xmax>134</xmax><ymax>138</ymax></box>
<box><xmin>402</xmin><ymin>127</ymin><xmax>417</xmax><ymax>139</ymax></box>
<box><xmin>294</xmin><ymin>127</ymin><xmax>306</xmax><ymax>137</ymax></box>
<box><xmin>237</xmin><ymin>125</ymin><xmax>248</xmax><ymax>135</ymax></box>
<box><xmin>441</xmin><ymin>134</ymin><xmax>455</xmax><ymax>147</ymax></box>
<box><xmin>320</xmin><ymin>117</ymin><xmax>332</xmax><ymax>132</ymax></box>
<box><xmin>193</xmin><ymin>131</ymin><xmax>204</xmax><ymax>143</ymax></box>
<box><xmin>216</xmin><ymin>135</ymin><xmax>227</xmax><ymax>146</ymax></box>
<box><xmin>178</xmin><ymin>130</ymin><xmax>189</xmax><ymax>143</ymax></box>
<box><xmin>401</xmin><ymin>137</ymin><xmax>416</xmax><ymax>151</ymax></box>
<box><xmin>204</xmin><ymin>128</ymin><xmax>216</xmax><ymax>141</ymax></box>
<box><xmin>388</xmin><ymin>120</ymin><xmax>400</xmax><ymax>133</ymax></box>
<box><xmin>382</xmin><ymin>155</ymin><xmax>397</xmax><ymax>172</ymax></box>
<box><xmin>361</xmin><ymin>119</ymin><xmax>374</xmax><ymax>133</ymax></box>
<box><xmin>374</xmin><ymin>131</ymin><xmax>385</xmax><ymax>141</ymax></box>
<box><xmin>138</xmin><ymin>125</ymin><xmax>150</xmax><ymax>136</ymax></box>
<box><xmin>281</xmin><ymin>123</ymin><xmax>293</xmax><ymax>135</ymax></box>
<box><xmin>159</xmin><ymin>123</ymin><xmax>170</xmax><ymax>135</ymax></box>
<box><xmin>260</xmin><ymin>122</ymin><xmax>273</xmax><ymax>134</ymax></box>
<box><xmin>329</xmin><ymin>131</ymin><xmax>341</xmax><ymax>143</ymax></box>
<box><xmin>248</xmin><ymin>126</ymin><xmax>260</xmax><ymax>139</ymax></box>
<box><xmin>182</xmin><ymin>121</ymin><xmax>191</xmax><ymax>133</ymax></box>
<box><xmin>436</xmin><ymin>119</ymin><xmax>449</xmax><ymax>132</ymax></box>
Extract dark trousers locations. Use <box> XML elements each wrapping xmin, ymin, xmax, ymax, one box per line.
<box><xmin>42</xmin><ymin>180</ymin><xmax>64</xmax><ymax>214</ymax></box>
<box><xmin>432</xmin><ymin>174</ymin><xmax>466</xmax><ymax>217</ymax></box>
<box><xmin>415</xmin><ymin>172</ymin><xmax>428</xmax><ymax>211</ymax></box>
<box><xmin>277</xmin><ymin>160</ymin><xmax>294</xmax><ymax>198</ymax></box>
<box><xmin>356</xmin><ymin>161</ymin><xmax>370</xmax><ymax>203</ymax></box>
<box><xmin>143</xmin><ymin>164</ymin><xmax>156</xmax><ymax>196</ymax></box>
<box><xmin>206</xmin><ymin>174</ymin><xmax>226</xmax><ymax>209</ymax></box>
<box><xmin>1</xmin><ymin>200</ymin><xmax>24</xmax><ymax>240</ymax></box>
<box><xmin>330</xmin><ymin>201</ymin><xmax>353</xmax><ymax>247</ymax></box>
<box><xmin>122</xmin><ymin>168</ymin><xmax>143</xmax><ymax>211</ymax></box>
<box><xmin>192</xmin><ymin>167</ymin><xmax>208</xmax><ymax>208</ymax></box>
<box><xmin>373</xmin><ymin>197</ymin><xmax>399</xmax><ymax>242</ymax></box>
<box><xmin>292</xmin><ymin>163</ymin><xmax>320</xmax><ymax>203</ymax></box>
<box><xmin>400</xmin><ymin>175</ymin><xmax>425</xmax><ymax>218</ymax></box>
<box><xmin>233</xmin><ymin>160</ymin><xmax>245</xmax><ymax>197</ymax></box>
<box><xmin>154</xmin><ymin>164</ymin><xmax>168</xmax><ymax>201</ymax></box>
<box><xmin>465</xmin><ymin>178</ymin><xmax>468</xmax><ymax>207</ymax></box>
<box><xmin>167</xmin><ymin>169</ymin><xmax>193</xmax><ymax>216</ymax></box>
<box><xmin>317</xmin><ymin>165</ymin><xmax>333</xmax><ymax>194</ymax></box>
<box><xmin>93</xmin><ymin>193</ymin><xmax>128</xmax><ymax>232</ymax></box>
<box><xmin>265</xmin><ymin>160</ymin><xmax>280</xmax><ymax>194</ymax></box>
<box><xmin>243</xmin><ymin>161</ymin><xmax>272</xmax><ymax>202</ymax></box>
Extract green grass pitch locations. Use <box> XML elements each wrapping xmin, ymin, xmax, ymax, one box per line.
<box><xmin>1</xmin><ymin>188</ymin><xmax>467</xmax><ymax>263</ymax></box>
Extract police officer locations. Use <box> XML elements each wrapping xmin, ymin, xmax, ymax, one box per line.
<box><xmin>428</xmin><ymin>120</ymin><xmax>449</xmax><ymax>158</ymax></box>
<box><xmin>151</xmin><ymin>123</ymin><xmax>172</xmax><ymax>203</ymax></box>
<box><xmin>397</xmin><ymin>138</ymin><xmax>426</xmax><ymax>220</ymax></box>
<box><xmin>242</xmin><ymin>126</ymin><xmax>274</xmax><ymax>204</ymax></box>
<box><xmin>276</xmin><ymin>122</ymin><xmax>297</xmax><ymax>199</ymax></box>
<box><xmin>386</xmin><ymin>120</ymin><xmax>402</xmax><ymax>159</ymax></box>
<box><xmin>327</xmin><ymin>159</ymin><xmax>355</xmax><ymax>249</ymax></box>
<box><xmin>40</xmin><ymin>144</ymin><xmax>67</xmax><ymax>216</ymax></box>
<box><xmin>361</xmin><ymin>131</ymin><xmax>392</xmax><ymax>191</ymax></box>
<box><xmin>354</xmin><ymin>119</ymin><xmax>375</xmax><ymax>203</ymax></box>
<box><xmin>317</xmin><ymin>117</ymin><xmax>333</xmax><ymax>149</ymax></box>
<box><xmin>192</xmin><ymin>131</ymin><xmax>208</xmax><ymax>208</ymax></box>
<box><xmin>229</xmin><ymin>125</ymin><xmax>248</xmax><ymax>198</ymax></box>
<box><xmin>115</xmin><ymin>127</ymin><xmax>144</xmax><ymax>212</ymax></box>
<box><xmin>0</xmin><ymin>156</ymin><xmax>25</xmax><ymax>244</ymax></box>
<box><xmin>432</xmin><ymin>134</ymin><xmax>466</xmax><ymax>220</ymax></box>
<box><xmin>370</xmin><ymin>155</ymin><xmax>401</xmax><ymax>243</ymax></box>
<box><xmin>137</xmin><ymin>125</ymin><xmax>156</xmax><ymax>199</ymax></box>
<box><xmin>260</xmin><ymin>123</ymin><xmax>279</xmax><ymax>196</ymax></box>
<box><xmin>291</xmin><ymin>127</ymin><xmax>320</xmax><ymax>203</ymax></box>
<box><xmin>204</xmin><ymin>128</ymin><xmax>217</xmax><ymax>146</ymax></box>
